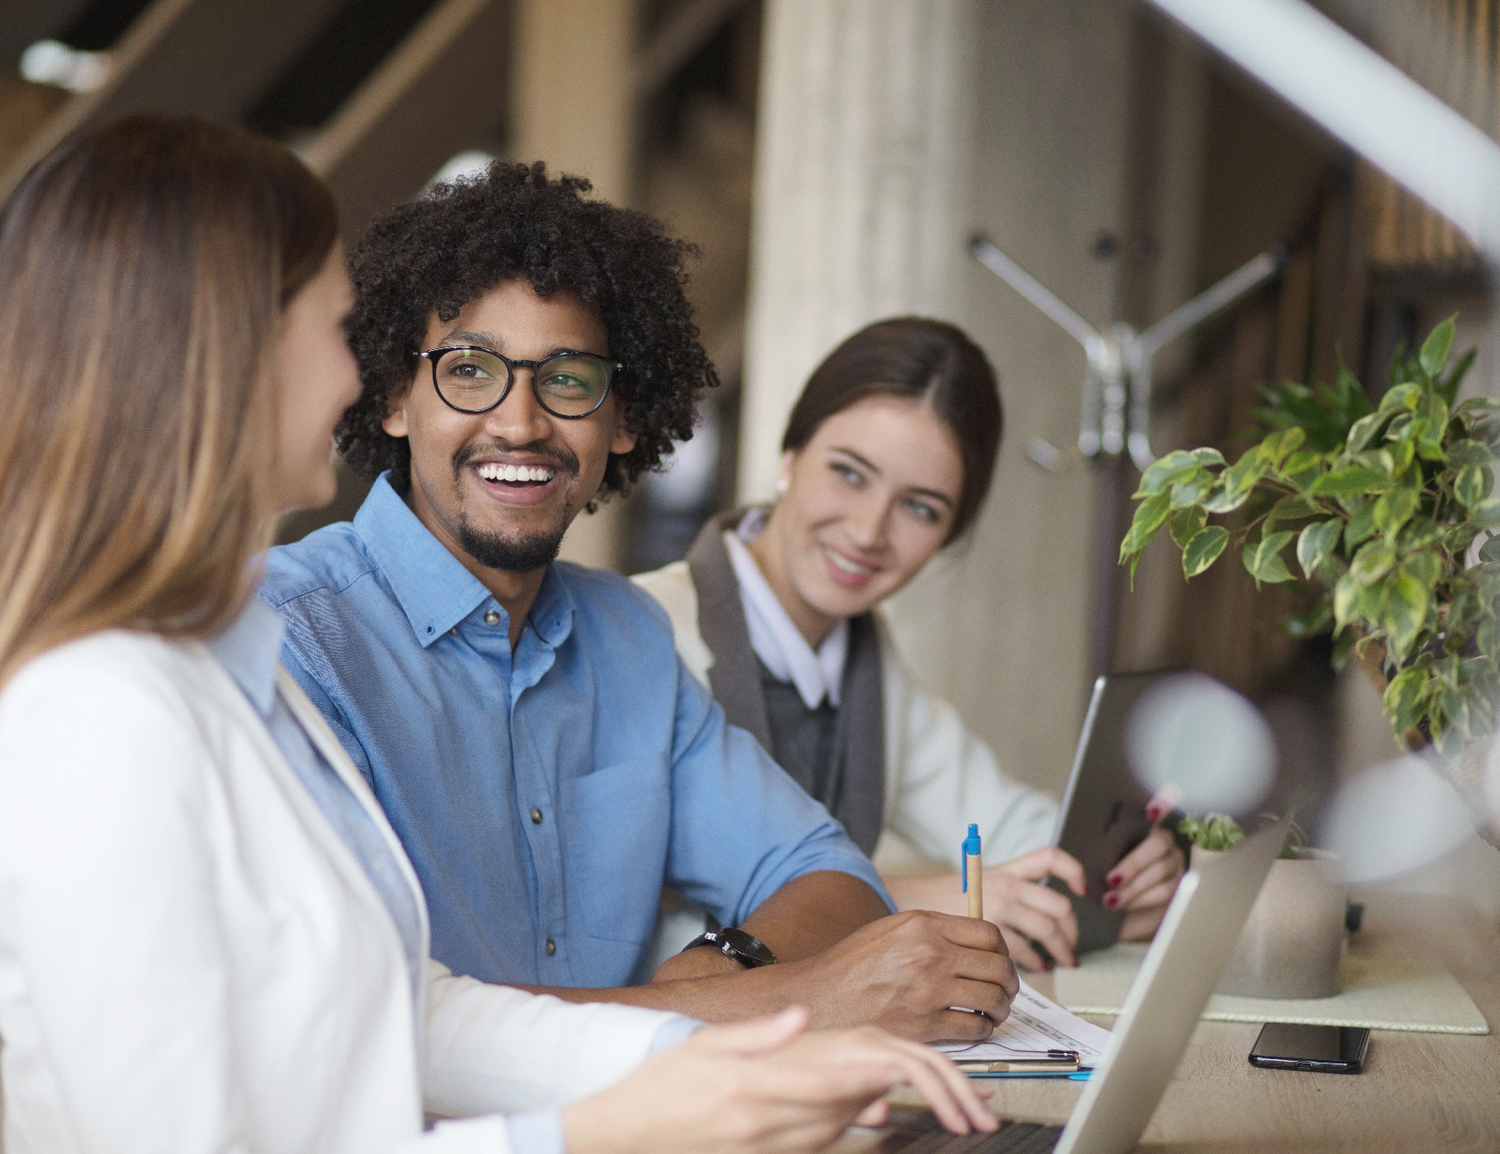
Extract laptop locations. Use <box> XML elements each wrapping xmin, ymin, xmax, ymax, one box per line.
<box><xmin>1049</xmin><ymin>671</ymin><xmax>1181</xmax><ymax>952</ymax></box>
<box><xmin>873</xmin><ymin>818</ymin><xmax>1288</xmax><ymax>1154</ymax></box>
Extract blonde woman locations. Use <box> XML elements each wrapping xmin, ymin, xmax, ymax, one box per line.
<box><xmin>0</xmin><ymin>118</ymin><xmax>992</xmax><ymax>1154</ymax></box>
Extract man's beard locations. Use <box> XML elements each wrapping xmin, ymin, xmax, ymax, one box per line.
<box><xmin>451</xmin><ymin>440</ymin><xmax>579</xmax><ymax>572</ymax></box>
<box><xmin>456</xmin><ymin>518</ymin><xmax>565</xmax><ymax>572</ymax></box>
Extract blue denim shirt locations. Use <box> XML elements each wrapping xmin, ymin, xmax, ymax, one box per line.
<box><xmin>260</xmin><ymin>474</ymin><xmax>889</xmax><ymax>989</ymax></box>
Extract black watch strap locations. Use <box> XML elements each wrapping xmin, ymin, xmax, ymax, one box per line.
<box><xmin>682</xmin><ymin>927</ymin><xmax>778</xmax><ymax>968</ymax></box>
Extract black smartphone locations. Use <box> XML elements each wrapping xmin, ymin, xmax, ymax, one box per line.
<box><xmin>1248</xmin><ymin>1023</ymin><xmax>1370</xmax><ymax>1073</ymax></box>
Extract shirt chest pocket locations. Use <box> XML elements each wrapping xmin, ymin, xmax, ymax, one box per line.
<box><xmin>560</xmin><ymin>753</ymin><xmax>671</xmax><ymax>945</ymax></box>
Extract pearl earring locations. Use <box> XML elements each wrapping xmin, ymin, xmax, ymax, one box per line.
<box><xmin>775</xmin><ymin>477</ymin><xmax>790</xmax><ymax>495</ymax></box>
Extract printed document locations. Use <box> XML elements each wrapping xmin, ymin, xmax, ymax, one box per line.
<box><xmin>937</xmin><ymin>981</ymin><xmax>1113</xmax><ymax>1068</ymax></box>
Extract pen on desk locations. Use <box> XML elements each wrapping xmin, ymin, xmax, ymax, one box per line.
<box><xmin>962</xmin><ymin>823</ymin><xmax>982</xmax><ymax>919</ymax></box>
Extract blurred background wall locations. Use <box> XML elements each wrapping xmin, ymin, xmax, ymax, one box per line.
<box><xmin>4</xmin><ymin>0</ymin><xmax>1499</xmax><ymax>909</ymax></box>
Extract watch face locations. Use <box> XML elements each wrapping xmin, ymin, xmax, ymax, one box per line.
<box><xmin>720</xmin><ymin>927</ymin><xmax>777</xmax><ymax>966</ymax></box>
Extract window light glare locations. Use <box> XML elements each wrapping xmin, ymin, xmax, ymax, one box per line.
<box><xmin>19</xmin><ymin>40</ymin><xmax>110</xmax><ymax>94</ymax></box>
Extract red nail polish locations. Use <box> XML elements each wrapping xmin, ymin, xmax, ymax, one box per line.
<box><xmin>1146</xmin><ymin>806</ymin><xmax>1161</xmax><ymax>822</ymax></box>
<box><xmin>1104</xmin><ymin>893</ymin><xmax>1119</xmax><ymax>909</ymax></box>
<box><xmin>1107</xmin><ymin>873</ymin><xmax>1122</xmax><ymax>888</ymax></box>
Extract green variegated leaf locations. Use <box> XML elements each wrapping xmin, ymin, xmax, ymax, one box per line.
<box><xmin>1350</xmin><ymin>538</ymin><xmax>1396</xmax><ymax>586</ymax></box>
<box><xmin>1182</xmin><ymin>526</ymin><xmax>1229</xmax><ymax>578</ymax></box>
<box><xmin>1344</xmin><ymin>502</ymin><xmax>1377</xmax><ymax>548</ymax></box>
<box><xmin>1383</xmin><ymin>666</ymin><xmax>1430</xmax><ymax>734</ymax></box>
<box><xmin>1309</xmin><ymin>465</ymin><xmax>1390</xmax><ymax>496</ymax></box>
<box><xmin>1345</xmin><ymin>410</ymin><xmax>1386</xmax><ymax>453</ymax></box>
<box><xmin>1333</xmin><ymin>572</ymin><xmax>1360</xmax><ymax>631</ymax></box>
<box><xmin>1243</xmin><ymin>530</ymin><xmax>1295</xmax><ymax>586</ymax></box>
<box><xmin>1134</xmin><ymin>450</ymin><xmax>1202</xmax><ymax>496</ymax></box>
<box><xmin>1387</xmin><ymin>435</ymin><xmax>1416</xmax><ymax>476</ymax></box>
<box><xmin>1119</xmin><ymin>491</ymin><xmax>1172</xmax><ymax>561</ymax></box>
<box><xmin>1379</xmin><ymin>383</ymin><xmax>1421</xmax><ymax>414</ymax></box>
<box><xmin>1473</xmin><ymin>497</ymin><xmax>1500</xmax><ymax>529</ymax></box>
<box><xmin>1480</xmin><ymin>535</ymin><xmax>1500</xmax><ymax>563</ymax></box>
<box><xmin>1454</xmin><ymin>464</ymin><xmax>1494</xmax><ymax>509</ymax></box>
<box><xmin>1401</xmin><ymin>550</ymin><xmax>1443</xmax><ymax>589</ymax></box>
<box><xmin>1382</xmin><ymin>570</ymin><xmax>1430</xmax><ymax>663</ymax></box>
<box><xmin>1297</xmin><ymin>519</ymin><xmax>1343</xmax><ymax>580</ymax></box>
<box><xmin>1419</xmin><ymin>315</ymin><xmax>1455</xmax><ymax>378</ymax></box>
<box><xmin>1169</xmin><ymin>469</ymin><xmax>1213</xmax><ymax>508</ymax></box>
<box><xmin>1168</xmin><ymin>506</ymin><xmax>1208</xmax><ymax>549</ymax></box>
<box><xmin>1372</xmin><ymin>486</ymin><xmax>1419</xmax><ymax>538</ymax></box>
<box><xmin>1258</xmin><ymin>426</ymin><xmax>1306</xmax><ymax>468</ymax></box>
<box><xmin>1457</xmin><ymin>396</ymin><xmax>1500</xmax><ymax>415</ymax></box>
<box><xmin>1401</xmin><ymin>517</ymin><xmax>1442</xmax><ymax>550</ymax></box>
<box><xmin>1446</xmin><ymin>439</ymin><xmax>1495</xmax><ymax>469</ymax></box>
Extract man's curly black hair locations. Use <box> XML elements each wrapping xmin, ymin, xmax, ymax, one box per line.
<box><xmin>338</xmin><ymin>161</ymin><xmax>717</xmax><ymax>498</ymax></box>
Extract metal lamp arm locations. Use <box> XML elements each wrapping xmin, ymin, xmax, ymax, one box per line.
<box><xmin>1125</xmin><ymin>247</ymin><xmax>1285</xmax><ymax>470</ymax></box>
<box><xmin>969</xmin><ymin>234</ymin><xmax>1103</xmax><ymax>357</ymax></box>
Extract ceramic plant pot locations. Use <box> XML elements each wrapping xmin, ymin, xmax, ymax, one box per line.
<box><xmin>1192</xmin><ymin>845</ymin><xmax>1347</xmax><ymax>999</ymax></box>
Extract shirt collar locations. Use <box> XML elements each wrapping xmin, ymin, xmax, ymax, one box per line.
<box><xmin>354</xmin><ymin>472</ymin><xmax>575</xmax><ymax>649</ymax></box>
<box><xmin>206</xmin><ymin>594</ymin><xmax>288</xmax><ymax>718</ymax></box>
<box><xmin>723</xmin><ymin>519</ymin><xmax>848</xmax><ymax>710</ymax></box>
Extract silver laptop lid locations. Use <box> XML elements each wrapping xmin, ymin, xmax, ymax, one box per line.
<box><xmin>1053</xmin><ymin>818</ymin><xmax>1289</xmax><ymax>1154</ymax></box>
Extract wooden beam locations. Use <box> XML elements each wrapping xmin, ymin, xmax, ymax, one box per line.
<box><xmin>634</xmin><ymin>0</ymin><xmax>749</xmax><ymax>100</ymax></box>
<box><xmin>1</xmin><ymin>0</ymin><xmax>348</xmax><ymax>198</ymax></box>
<box><xmin>297</xmin><ymin>0</ymin><xmax>510</xmax><ymax>244</ymax></box>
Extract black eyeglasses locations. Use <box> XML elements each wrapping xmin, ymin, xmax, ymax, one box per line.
<box><xmin>416</xmin><ymin>345</ymin><xmax>623</xmax><ymax>419</ymax></box>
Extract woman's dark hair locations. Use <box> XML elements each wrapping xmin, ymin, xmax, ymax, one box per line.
<box><xmin>782</xmin><ymin>317</ymin><xmax>1002</xmax><ymax>542</ymax></box>
<box><xmin>339</xmin><ymin>161</ymin><xmax>716</xmax><ymax>497</ymax></box>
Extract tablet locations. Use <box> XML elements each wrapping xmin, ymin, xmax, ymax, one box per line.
<box><xmin>1049</xmin><ymin>670</ymin><xmax>1179</xmax><ymax>953</ymax></box>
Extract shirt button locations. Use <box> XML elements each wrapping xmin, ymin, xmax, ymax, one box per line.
<box><xmin>449</xmin><ymin>627</ymin><xmax>458</xmax><ymax>637</ymax></box>
<box><xmin>530</xmin><ymin>807</ymin><xmax>543</xmax><ymax>824</ymax></box>
<box><xmin>545</xmin><ymin>938</ymin><xmax>556</xmax><ymax>956</ymax></box>
<box><xmin>484</xmin><ymin>610</ymin><xmax>501</xmax><ymax>626</ymax></box>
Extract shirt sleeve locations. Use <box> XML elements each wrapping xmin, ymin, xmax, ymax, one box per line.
<box><xmin>662</xmin><ymin>657</ymin><xmax>893</xmax><ymax>925</ymax></box>
<box><xmin>422</xmin><ymin>959</ymin><xmax>683</xmax><ymax>1118</ymax></box>
<box><xmin>881</xmin><ymin>636</ymin><xmax>1059</xmax><ymax>868</ymax></box>
<box><xmin>276</xmin><ymin>638</ymin><xmax>378</xmax><ymax>789</ymax></box>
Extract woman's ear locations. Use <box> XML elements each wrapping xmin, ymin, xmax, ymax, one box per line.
<box><xmin>775</xmin><ymin>449</ymin><xmax>796</xmax><ymax>495</ymax></box>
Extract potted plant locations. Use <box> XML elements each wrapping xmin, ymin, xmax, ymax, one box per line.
<box><xmin>1180</xmin><ymin>813</ymin><xmax>1347</xmax><ymax>999</ymax></box>
<box><xmin>1118</xmin><ymin>317</ymin><xmax>1500</xmax><ymax>846</ymax></box>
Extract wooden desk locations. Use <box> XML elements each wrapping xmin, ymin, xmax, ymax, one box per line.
<box><xmin>847</xmin><ymin>891</ymin><xmax>1500</xmax><ymax>1152</ymax></box>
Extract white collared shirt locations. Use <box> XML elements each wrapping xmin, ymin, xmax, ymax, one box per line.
<box><xmin>724</xmin><ymin>509</ymin><xmax>848</xmax><ymax>710</ymax></box>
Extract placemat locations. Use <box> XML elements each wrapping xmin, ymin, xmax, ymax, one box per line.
<box><xmin>1054</xmin><ymin>943</ymin><xmax>1489</xmax><ymax>1035</ymax></box>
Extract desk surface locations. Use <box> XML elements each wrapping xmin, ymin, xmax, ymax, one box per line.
<box><xmin>846</xmin><ymin>890</ymin><xmax>1500</xmax><ymax>1153</ymax></box>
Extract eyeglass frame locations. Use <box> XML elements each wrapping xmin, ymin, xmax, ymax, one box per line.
<box><xmin>414</xmin><ymin>344</ymin><xmax>624</xmax><ymax>419</ymax></box>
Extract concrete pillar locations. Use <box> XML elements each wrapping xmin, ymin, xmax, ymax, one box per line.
<box><xmin>740</xmin><ymin>0</ymin><xmax>1159</xmax><ymax>800</ymax></box>
<box><xmin>738</xmin><ymin>0</ymin><xmax>979</xmax><ymax>503</ymax></box>
<box><xmin>510</xmin><ymin>0</ymin><xmax>637</xmax><ymax>569</ymax></box>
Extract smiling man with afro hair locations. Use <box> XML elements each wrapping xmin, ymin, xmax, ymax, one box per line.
<box><xmin>259</xmin><ymin>160</ymin><xmax>1016</xmax><ymax>1042</ymax></box>
<box><xmin>337</xmin><ymin>160</ymin><xmax>717</xmax><ymax>499</ymax></box>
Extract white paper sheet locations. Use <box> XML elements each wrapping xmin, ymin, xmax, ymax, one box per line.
<box><xmin>936</xmin><ymin>980</ymin><xmax>1113</xmax><ymax>1067</ymax></box>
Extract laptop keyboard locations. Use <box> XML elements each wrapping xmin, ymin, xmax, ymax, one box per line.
<box><xmin>873</xmin><ymin>1106</ymin><xmax>1063</xmax><ymax>1154</ymax></box>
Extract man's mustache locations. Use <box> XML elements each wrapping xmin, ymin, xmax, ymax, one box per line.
<box><xmin>453</xmin><ymin>440</ymin><xmax>580</xmax><ymax>477</ymax></box>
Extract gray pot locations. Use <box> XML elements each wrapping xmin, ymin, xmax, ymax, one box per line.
<box><xmin>1191</xmin><ymin>845</ymin><xmax>1348</xmax><ymax>999</ymax></box>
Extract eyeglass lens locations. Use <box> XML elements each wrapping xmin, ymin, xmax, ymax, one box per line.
<box><xmin>433</xmin><ymin>348</ymin><xmax>611</xmax><ymax>416</ymax></box>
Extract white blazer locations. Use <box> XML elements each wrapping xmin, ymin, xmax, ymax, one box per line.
<box><xmin>0</xmin><ymin>630</ymin><xmax>677</xmax><ymax>1154</ymax></box>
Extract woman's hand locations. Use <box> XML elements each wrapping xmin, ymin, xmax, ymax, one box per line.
<box><xmin>1106</xmin><ymin>826</ymin><xmax>1186</xmax><ymax>941</ymax></box>
<box><xmin>883</xmin><ymin>846</ymin><xmax>1088</xmax><ymax>972</ymax></box>
<box><xmin>561</xmin><ymin>1006</ymin><xmax>997</xmax><ymax>1154</ymax></box>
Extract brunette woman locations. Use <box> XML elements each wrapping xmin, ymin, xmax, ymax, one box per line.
<box><xmin>636</xmin><ymin>318</ymin><xmax>1184</xmax><ymax>972</ymax></box>
<box><xmin>0</xmin><ymin>120</ymin><xmax>992</xmax><ymax>1154</ymax></box>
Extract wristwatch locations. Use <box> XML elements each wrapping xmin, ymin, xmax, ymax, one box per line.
<box><xmin>682</xmin><ymin>927</ymin><xmax>778</xmax><ymax>968</ymax></box>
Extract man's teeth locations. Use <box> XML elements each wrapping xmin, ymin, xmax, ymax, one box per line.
<box><xmin>825</xmin><ymin>548</ymin><xmax>874</xmax><ymax>576</ymax></box>
<box><xmin>476</xmin><ymin>463</ymin><xmax>555</xmax><ymax>483</ymax></box>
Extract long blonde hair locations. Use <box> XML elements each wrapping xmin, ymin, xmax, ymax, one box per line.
<box><xmin>0</xmin><ymin>117</ymin><xmax>338</xmax><ymax>685</ymax></box>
